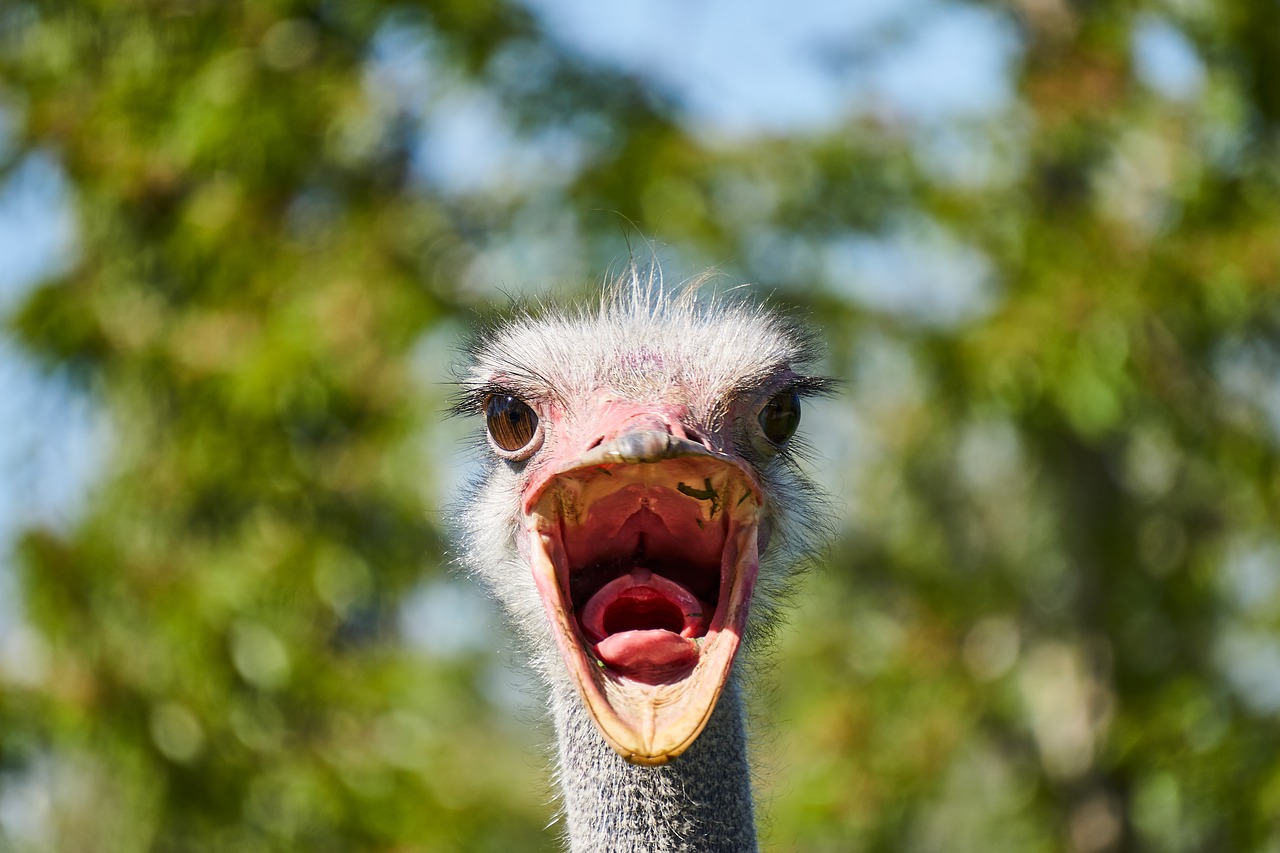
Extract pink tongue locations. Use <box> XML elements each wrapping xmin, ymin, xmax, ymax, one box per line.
<box><xmin>595</xmin><ymin>631</ymin><xmax>698</xmax><ymax>674</ymax></box>
<box><xmin>581</xmin><ymin>568</ymin><xmax>710</xmax><ymax>675</ymax></box>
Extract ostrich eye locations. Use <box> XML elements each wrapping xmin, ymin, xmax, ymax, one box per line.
<box><xmin>758</xmin><ymin>389</ymin><xmax>801</xmax><ymax>446</ymax></box>
<box><xmin>486</xmin><ymin>395</ymin><xmax>539</xmax><ymax>453</ymax></box>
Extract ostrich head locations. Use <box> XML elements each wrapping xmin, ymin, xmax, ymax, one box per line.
<box><xmin>454</xmin><ymin>271</ymin><xmax>830</xmax><ymax>766</ymax></box>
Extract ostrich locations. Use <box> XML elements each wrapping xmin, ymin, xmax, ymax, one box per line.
<box><xmin>452</xmin><ymin>269</ymin><xmax>831</xmax><ymax>852</ymax></box>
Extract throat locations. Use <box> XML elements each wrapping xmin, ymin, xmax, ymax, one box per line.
<box><xmin>551</xmin><ymin>676</ymin><xmax>757</xmax><ymax>853</ymax></box>
<box><xmin>579</xmin><ymin>565</ymin><xmax>711</xmax><ymax>680</ymax></box>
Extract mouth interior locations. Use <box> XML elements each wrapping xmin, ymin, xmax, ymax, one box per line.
<box><xmin>550</xmin><ymin>464</ymin><xmax>740</xmax><ymax>682</ymax></box>
<box><xmin>603</xmin><ymin>593</ymin><xmax>685</xmax><ymax>636</ymax></box>
<box><xmin>528</xmin><ymin>451</ymin><xmax>762</xmax><ymax>762</ymax></box>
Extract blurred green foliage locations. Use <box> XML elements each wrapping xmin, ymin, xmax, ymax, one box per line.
<box><xmin>1</xmin><ymin>0</ymin><xmax>1279</xmax><ymax>851</ymax></box>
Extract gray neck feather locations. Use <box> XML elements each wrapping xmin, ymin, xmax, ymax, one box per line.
<box><xmin>551</xmin><ymin>678</ymin><xmax>757</xmax><ymax>853</ymax></box>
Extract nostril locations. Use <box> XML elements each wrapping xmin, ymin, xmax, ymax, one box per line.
<box><xmin>682</xmin><ymin>426</ymin><xmax>710</xmax><ymax>448</ymax></box>
<box><xmin>586</xmin><ymin>436</ymin><xmax>604</xmax><ymax>450</ymax></box>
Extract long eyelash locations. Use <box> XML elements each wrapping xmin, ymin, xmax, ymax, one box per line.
<box><xmin>792</xmin><ymin>375</ymin><xmax>840</xmax><ymax>399</ymax></box>
<box><xmin>775</xmin><ymin>431</ymin><xmax>819</xmax><ymax>468</ymax></box>
<box><xmin>447</xmin><ymin>382</ymin><xmax>521</xmax><ymax>418</ymax></box>
<box><xmin>728</xmin><ymin>360</ymin><xmax>839</xmax><ymax>402</ymax></box>
<box><xmin>446</xmin><ymin>388</ymin><xmax>486</xmax><ymax>419</ymax></box>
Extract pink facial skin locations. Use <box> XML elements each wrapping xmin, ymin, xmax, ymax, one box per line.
<box><xmin>520</xmin><ymin>398</ymin><xmax>717</xmax><ymax>512</ymax></box>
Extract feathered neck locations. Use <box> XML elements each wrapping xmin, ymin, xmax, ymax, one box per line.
<box><xmin>551</xmin><ymin>675</ymin><xmax>757</xmax><ymax>853</ymax></box>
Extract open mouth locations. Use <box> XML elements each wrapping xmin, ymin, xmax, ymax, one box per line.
<box><xmin>526</xmin><ymin>445</ymin><xmax>761</xmax><ymax>765</ymax></box>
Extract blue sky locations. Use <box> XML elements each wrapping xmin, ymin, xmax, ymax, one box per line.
<box><xmin>518</xmin><ymin>0</ymin><xmax>1019</xmax><ymax>134</ymax></box>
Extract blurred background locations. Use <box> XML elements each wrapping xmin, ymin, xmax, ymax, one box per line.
<box><xmin>1</xmin><ymin>0</ymin><xmax>1279</xmax><ymax>850</ymax></box>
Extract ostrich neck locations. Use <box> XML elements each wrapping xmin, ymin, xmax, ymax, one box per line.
<box><xmin>551</xmin><ymin>677</ymin><xmax>757</xmax><ymax>853</ymax></box>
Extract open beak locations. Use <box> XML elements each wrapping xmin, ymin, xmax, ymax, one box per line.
<box><xmin>524</xmin><ymin>431</ymin><xmax>762</xmax><ymax>765</ymax></box>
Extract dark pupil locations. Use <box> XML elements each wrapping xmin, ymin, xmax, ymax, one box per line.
<box><xmin>486</xmin><ymin>395</ymin><xmax>537</xmax><ymax>451</ymax></box>
<box><xmin>759</xmin><ymin>390</ymin><xmax>800</xmax><ymax>445</ymax></box>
